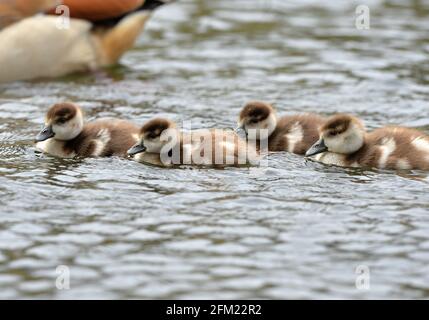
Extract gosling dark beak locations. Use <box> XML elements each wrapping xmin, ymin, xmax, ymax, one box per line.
<box><xmin>36</xmin><ymin>125</ymin><xmax>54</xmax><ymax>142</ymax></box>
<box><xmin>127</xmin><ymin>143</ymin><xmax>147</xmax><ymax>156</ymax></box>
<box><xmin>305</xmin><ymin>138</ymin><xmax>328</xmax><ymax>157</ymax></box>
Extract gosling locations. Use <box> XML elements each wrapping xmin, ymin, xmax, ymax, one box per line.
<box><xmin>35</xmin><ymin>102</ymin><xmax>139</xmax><ymax>158</ymax></box>
<box><xmin>237</xmin><ymin>101</ymin><xmax>326</xmax><ymax>154</ymax></box>
<box><xmin>128</xmin><ymin>118</ymin><xmax>258</xmax><ymax>167</ymax></box>
<box><xmin>305</xmin><ymin>114</ymin><xmax>429</xmax><ymax>170</ymax></box>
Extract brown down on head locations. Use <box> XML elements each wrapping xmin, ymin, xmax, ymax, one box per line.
<box><xmin>46</xmin><ymin>102</ymin><xmax>79</xmax><ymax>123</ymax></box>
<box><xmin>140</xmin><ymin>118</ymin><xmax>175</xmax><ymax>138</ymax></box>
<box><xmin>239</xmin><ymin>101</ymin><xmax>274</xmax><ymax>123</ymax></box>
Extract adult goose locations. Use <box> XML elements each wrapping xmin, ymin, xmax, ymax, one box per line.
<box><xmin>0</xmin><ymin>0</ymin><xmax>174</xmax><ymax>83</ymax></box>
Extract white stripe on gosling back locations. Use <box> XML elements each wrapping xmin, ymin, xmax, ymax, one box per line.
<box><xmin>412</xmin><ymin>137</ymin><xmax>429</xmax><ymax>162</ymax></box>
<box><xmin>378</xmin><ymin>137</ymin><xmax>396</xmax><ymax>169</ymax></box>
<box><xmin>92</xmin><ymin>128</ymin><xmax>112</xmax><ymax>157</ymax></box>
<box><xmin>285</xmin><ymin>122</ymin><xmax>304</xmax><ymax>153</ymax></box>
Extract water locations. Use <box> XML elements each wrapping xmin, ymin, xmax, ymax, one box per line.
<box><xmin>0</xmin><ymin>0</ymin><xmax>429</xmax><ymax>299</ymax></box>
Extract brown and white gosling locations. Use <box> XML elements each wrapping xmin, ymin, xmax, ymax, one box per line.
<box><xmin>305</xmin><ymin>114</ymin><xmax>429</xmax><ymax>170</ymax></box>
<box><xmin>236</xmin><ymin>101</ymin><xmax>326</xmax><ymax>154</ymax></box>
<box><xmin>127</xmin><ymin>118</ymin><xmax>258</xmax><ymax>167</ymax></box>
<box><xmin>35</xmin><ymin>102</ymin><xmax>139</xmax><ymax>158</ymax></box>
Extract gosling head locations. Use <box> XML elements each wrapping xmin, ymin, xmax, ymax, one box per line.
<box><xmin>36</xmin><ymin>102</ymin><xmax>84</xmax><ymax>142</ymax></box>
<box><xmin>306</xmin><ymin>114</ymin><xmax>366</xmax><ymax>157</ymax></box>
<box><xmin>127</xmin><ymin>118</ymin><xmax>178</xmax><ymax>156</ymax></box>
<box><xmin>236</xmin><ymin>101</ymin><xmax>277</xmax><ymax>140</ymax></box>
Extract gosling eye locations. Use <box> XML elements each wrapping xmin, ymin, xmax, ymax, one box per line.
<box><xmin>147</xmin><ymin>132</ymin><xmax>157</xmax><ymax>139</ymax></box>
<box><xmin>56</xmin><ymin>118</ymin><xmax>67</xmax><ymax>125</ymax></box>
<box><xmin>249</xmin><ymin>118</ymin><xmax>259</xmax><ymax>124</ymax></box>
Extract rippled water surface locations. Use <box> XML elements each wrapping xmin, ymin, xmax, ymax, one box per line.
<box><xmin>1</xmin><ymin>0</ymin><xmax>429</xmax><ymax>299</ymax></box>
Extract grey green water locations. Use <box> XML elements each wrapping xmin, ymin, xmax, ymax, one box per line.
<box><xmin>0</xmin><ymin>0</ymin><xmax>429</xmax><ymax>299</ymax></box>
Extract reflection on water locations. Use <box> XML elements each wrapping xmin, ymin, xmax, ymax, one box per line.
<box><xmin>0</xmin><ymin>0</ymin><xmax>429</xmax><ymax>299</ymax></box>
